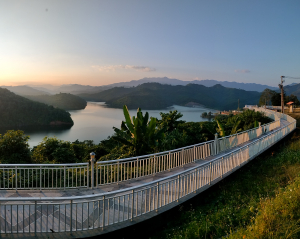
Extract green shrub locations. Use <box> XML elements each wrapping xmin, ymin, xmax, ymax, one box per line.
<box><xmin>0</xmin><ymin>130</ymin><xmax>31</xmax><ymax>164</ymax></box>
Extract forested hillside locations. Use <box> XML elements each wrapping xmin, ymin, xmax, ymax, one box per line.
<box><xmin>284</xmin><ymin>83</ymin><xmax>300</xmax><ymax>100</ymax></box>
<box><xmin>0</xmin><ymin>88</ymin><xmax>73</xmax><ymax>128</ymax></box>
<box><xmin>24</xmin><ymin>93</ymin><xmax>87</xmax><ymax>110</ymax></box>
<box><xmin>78</xmin><ymin>83</ymin><xmax>261</xmax><ymax>110</ymax></box>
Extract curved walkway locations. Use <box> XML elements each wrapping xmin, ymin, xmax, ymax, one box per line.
<box><xmin>0</xmin><ymin>107</ymin><xmax>296</xmax><ymax>238</ymax></box>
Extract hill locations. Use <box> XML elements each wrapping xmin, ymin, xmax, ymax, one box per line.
<box><xmin>27</xmin><ymin>84</ymin><xmax>111</xmax><ymax>95</ymax></box>
<box><xmin>26</xmin><ymin>78</ymin><xmax>277</xmax><ymax>95</ymax></box>
<box><xmin>0</xmin><ymin>88</ymin><xmax>73</xmax><ymax>128</ymax></box>
<box><xmin>23</xmin><ymin>93</ymin><xmax>87</xmax><ymax>110</ymax></box>
<box><xmin>79</xmin><ymin>83</ymin><xmax>261</xmax><ymax>110</ymax></box>
<box><xmin>284</xmin><ymin>83</ymin><xmax>300</xmax><ymax>99</ymax></box>
<box><xmin>100</xmin><ymin>77</ymin><xmax>278</xmax><ymax>92</ymax></box>
<box><xmin>1</xmin><ymin>85</ymin><xmax>50</xmax><ymax>96</ymax></box>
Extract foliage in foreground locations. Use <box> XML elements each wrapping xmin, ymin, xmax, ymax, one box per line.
<box><xmin>0</xmin><ymin>107</ymin><xmax>270</xmax><ymax>165</ymax></box>
<box><xmin>112</xmin><ymin>105</ymin><xmax>164</xmax><ymax>156</ymax></box>
<box><xmin>149</xmin><ymin>129</ymin><xmax>300</xmax><ymax>239</ymax></box>
<box><xmin>0</xmin><ymin>130</ymin><xmax>31</xmax><ymax>164</ymax></box>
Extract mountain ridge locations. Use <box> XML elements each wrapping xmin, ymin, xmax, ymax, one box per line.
<box><xmin>24</xmin><ymin>77</ymin><xmax>278</xmax><ymax>94</ymax></box>
<box><xmin>78</xmin><ymin>82</ymin><xmax>261</xmax><ymax>110</ymax></box>
<box><xmin>0</xmin><ymin>88</ymin><xmax>73</xmax><ymax>128</ymax></box>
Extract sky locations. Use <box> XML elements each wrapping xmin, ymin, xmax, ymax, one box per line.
<box><xmin>0</xmin><ymin>0</ymin><xmax>300</xmax><ymax>87</ymax></box>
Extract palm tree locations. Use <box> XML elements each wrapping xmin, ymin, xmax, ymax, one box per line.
<box><xmin>112</xmin><ymin>105</ymin><xmax>164</xmax><ymax>156</ymax></box>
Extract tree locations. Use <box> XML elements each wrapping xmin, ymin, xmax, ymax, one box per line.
<box><xmin>0</xmin><ymin>130</ymin><xmax>31</xmax><ymax>164</ymax></box>
<box><xmin>214</xmin><ymin>109</ymin><xmax>271</xmax><ymax>136</ymax></box>
<box><xmin>112</xmin><ymin>105</ymin><xmax>164</xmax><ymax>156</ymax></box>
<box><xmin>259</xmin><ymin>89</ymin><xmax>276</xmax><ymax>106</ymax></box>
<box><xmin>271</xmin><ymin>92</ymin><xmax>282</xmax><ymax>106</ymax></box>
<box><xmin>158</xmin><ymin>110</ymin><xmax>185</xmax><ymax>133</ymax></box>
<box><xmin>32</xmin><ymin>137</ymin><xmax>77</xmax><ymax>163</ymax></box>
<box><xmin>285</xmin><ymin>94</ymin><xmax>300</xmax><ymax>106</ymax></box>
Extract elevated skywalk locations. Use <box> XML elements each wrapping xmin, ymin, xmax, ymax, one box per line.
<box><xmin>0</xmin><ymin>107</ymin><xmax>296</xmax><ymax>238</ymax></box>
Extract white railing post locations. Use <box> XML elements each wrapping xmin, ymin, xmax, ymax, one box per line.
<box><xmin>15</xmin><ymin>166</ymin><xmax>17</xmax><ymax>192</ymax></box>
<box><xmin>40</xmin><ymin>166</ymin><xmax>42</xmax><ymax>191</ymax></box>
<box><xmin>90</xmin><ymin>152</ymin><xmax>96</xmax><ymax>189</ymax></box>
<box><xmin>214</xmin><ymin>133</ymin><xmax>218</xmax><ymax>155</ymax></box>
<box><xmin>259</xmin><ymin>122</ymin><xmax>262</xmax><ymax>136</ymax></box>
<box><xmin>64</xmin><ymin>166</ymin><xmax>66</xmax><ymax>190</ymax></box>
<box><xmin>70</xmin><ymin>199</ymin><xmax>73</xmax><ymax>232</ymax></box>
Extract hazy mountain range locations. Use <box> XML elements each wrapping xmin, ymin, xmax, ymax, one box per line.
<box><xmin>3</xmin><ymin>77</ymin><xmax>300</xmax><ymax>111</ymax></box>
<box><xmin>0</xmin><ymin>85</ymin><xmax>50</xmax><ymax>96</ymax></box>
<box><xmin>100</xmin><ymin>77</ymin><xmax>279</xmax><ymax>92</ymax></box>
<box><xmin>78</xmin><ymin>83</ymin><xmax>262</xmax><ymax>110</ymax></box>
<box><xmin>3</xmin><ymin>77</ymin><xmax>281</xmax><ymax>96</ymax></box>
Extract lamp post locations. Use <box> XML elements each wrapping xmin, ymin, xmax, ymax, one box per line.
<box><xmin>279</xmin><ymin>76</ymin><xmax>285</xmax><ymax>113</ymax></box>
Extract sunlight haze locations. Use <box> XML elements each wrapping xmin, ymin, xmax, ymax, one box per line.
<box><xmin>1</xmin><ymin>0</ymin><xmax>299</xmax><ymax>86</ymax></box>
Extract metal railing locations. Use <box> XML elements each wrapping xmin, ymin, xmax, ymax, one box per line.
<box><xmin>0</xmin><ymin>108</ymin><xmax>284</xmax><ymax>191</ymax></box>
<box><xmin>0</xmin><ymin>163</ymin><xmax>89</xmax><ymax>190</ymax></box>
<box><xmin>0</xmin><ymin>107</ymin><xmax>295</xmax><ymax>234</ymax></box>
<box><xmin>95</xmin><ymin>118</ymin><xmax>280</xmax><ymax>186</ymax></box>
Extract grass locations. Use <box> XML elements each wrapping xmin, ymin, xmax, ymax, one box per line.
<box><xmin>96</xmin><ymin>115</ymin><xmax>300</xmax><ymax>239</ymax></box>
<box><xmin>147</xmin><ymin>129</ymin><xmax>300</xmax><ymax>239</ymax></box>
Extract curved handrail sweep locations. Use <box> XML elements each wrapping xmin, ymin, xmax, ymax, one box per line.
<box><xmin>0</xmin><ymin>163</ymin><xmax>89</xmax><ymax>190</ymax></box>
<box><xmin>0</xmin><ymin>109</ymin><xmax>281</xmax><ymax>190</ymax></box>
<box><xmin>0</xmin><ymin>106</ymin><xmax>296</xmax><ymax>234</ymax></box>
<box><xmin>95</xmin><ymin>118</ymin><xmax>280</xmax><ymax>186</ymax></box>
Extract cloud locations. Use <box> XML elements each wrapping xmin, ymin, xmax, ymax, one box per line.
<box><xmin>91</xmin><ymin>65</ymin><xmax>156</xmax><ymax>72</ymax></box>
<box><xmin>235</xmin><ymin>69</ymin><xmax>250</xmax><ymax>73</ymax></box>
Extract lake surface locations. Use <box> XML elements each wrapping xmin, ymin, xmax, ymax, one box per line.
<box><xmin>18</xmin><ymin>102</ymin><xmax>216</xmax><ymax>147</ymax></box>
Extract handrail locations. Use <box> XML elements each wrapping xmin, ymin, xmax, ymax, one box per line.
<box><xmin>0</xmin><ymin>163</ymin><xmax>88</xmax><ymax>166</ymax></box>
<box><xmin>0</xmin><ymin>162</ymin><xmax>89</xmax><ymax>190</ymax></box>
<box><xmin>95</xmin><ymin>118</ymin><xmax>280</xmax><ymax>186</ymax></box>
<box><xmin>0</xmin><ymin>122</ymin><xmax>290</xmax><ymax>202</ymax></box>
<box><xmin>0</xmin><ymin>106</ymin><xmax>296</xmax><ymax>234</ymax></box>
<box><xmin>0</xmin><ymin>109</ymin><xmax>281</xmax><ymax>190</ymax></box>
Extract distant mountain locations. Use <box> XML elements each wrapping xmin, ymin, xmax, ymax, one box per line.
<box><xmin>27</xmin><ymin>84</ymin><xmax>111</xmax><ymax>95</ymax></box>
<box><xmin>26</xmin><ymin>77</ymin><xmax>277</xmax><ymax>95</ymax></box>
<box><xmin>284</xmin><ymin>83</ymin><xmax>300</xmax><ymax>100</ymax></box>
<box><xmin>1</xmin><ymin>85</ymin><xmax>50</xmax><ymax>96</ymax></box>
<box><xmin>79</xmin><ymin>83</ymin><xmax>261</xmax><ymax>110</ymax></box>
<box><xmin>23</xmin><ymin>93</ymin><xmax>87</xmax><ymax>110</ymax></box>
<box><xmin>96</xmin><ymin>77</ymin><xmax>278</xmax><ymax>92</ymax></box>
<box><xmin>0</xmin><ymin>88</ymin><xmax>73</xmax><ymax>128</ymax></box>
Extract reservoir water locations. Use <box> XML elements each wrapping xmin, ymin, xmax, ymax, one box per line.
<box><xmin>19</xmin><ymin>102</ymin><xmax>216</xmax><ymax>147</ymax></box>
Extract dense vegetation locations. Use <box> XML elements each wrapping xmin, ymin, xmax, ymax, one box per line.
<box><xmin>0</xmin><ymin>104</ymin><xmax>281</xmax><ymax>238</ymax></box>
<box><xmin>0</xmin><ymin>88</ymin><xmax>73</xmax><ymax>128</ymax></box>
<box><xmin>78</xmin><ymin>83</ymin><xmax>261</xmax><ymax>110</ymax></box>
<box><xmin>284</xmin><ymin>83</ymin><xmax>300</xmax><ymax>101</ymax></box>
<box><xmin>98</xmin><ymin>117</ymin><xmax>300</xmax><ymax>239</ymax></box>
<box><xmin>259</xmin><ymin>88</ymin><xmax>300</xmax><ymax>106</ymax></box>
<box><xmin>143</xmin><ymin>127</ymin><xmax>300</xmax><ymax>239</ymax></box>
<box><xmin>0</xmin><ymin>107</ymin><xmax>270</xmax><ymax>166</ymax></box>
<box><xmin>24</xmin><ymin>93</ymin><xmax>87</xmax><ymax>110</ymax></box>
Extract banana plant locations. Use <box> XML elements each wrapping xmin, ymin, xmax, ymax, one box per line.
<box><xmin>216</xmin><ymin>119</ymin><xmax>226</xmax><ymax>137</ymax></box>
<box><xmin>230</xmin><ymin>119</ymin><xmax>242</xmax><ymax>135</ymax></box>
<box><xmin>112</xmin><ymin>105</ymin><xmax>164</xmax><ymax>156</ymax></box>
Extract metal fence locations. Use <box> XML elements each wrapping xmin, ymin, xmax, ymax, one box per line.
<box><xmin>0</xmin><ymin>163</ymin><xmax>89</xmax><ymax>190</ymax></box>
<box><xmin>0</xmin><ymin>107</ymin><xmax>295</xmax><ymax>234</ymax></box>
<box><xmin>0</xmin><ymin>107</ymin><xmax>285</xmax><ymax>191</ymax></box>
<box><xmin>95</xmin><ymin>119</ymin><xmax>280</xmax><ymax>186</ymax></box>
